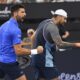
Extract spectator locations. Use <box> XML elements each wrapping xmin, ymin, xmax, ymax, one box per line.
<box><xmin>22</xmin><ymin>28</ymin><xmax>35</xmax><ymax>49</ymax></box>
<box><xmin>0</xmin><ymin>0</ymin><xmax>7</xmax><ymax>4</ymax></box>
<box><xmin>64</xmin><ymin>0</ymin><xmax>75</xmax><ymax>2</ymax></box>
<box><xmin>36</xmin><ymin>0</ymin><xmax>45</xmax><ymax>3</ymax></box>
<box><xmin>51</xmin><ymin>0</ymin><xmax>64</xmax><ymax>2</ymax></box>
<box><xmin>7</xmin><ymin>0</ymin><xmax>22</xmax><ymax>4</ymax></box>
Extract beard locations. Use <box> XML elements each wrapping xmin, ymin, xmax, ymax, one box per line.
<box><xmin>58</xmin><ymin>21</ymin><xmax>65</xmax><ymax>26</ymax></box>
<box><xmin>16</xmin><ymin>15</ymin><xmax>26</xmax><ymax>22</ymax></box>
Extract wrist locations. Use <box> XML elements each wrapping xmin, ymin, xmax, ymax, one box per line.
<box><xmin>31</xmin><ymin>49</ymin><xmax>38</xmax><ymax>55</ymax></box>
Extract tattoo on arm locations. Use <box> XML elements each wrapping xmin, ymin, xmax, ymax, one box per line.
<box><xmin>53</xmin><ymin>36</ymin><xmax>75</xmax><ymax>48</ymax></box>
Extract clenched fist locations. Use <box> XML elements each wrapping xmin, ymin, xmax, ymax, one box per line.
<box><xmin>37</xmin><ymin>46</ymin><xmax>44</xmax><ymax>54</ymax></box>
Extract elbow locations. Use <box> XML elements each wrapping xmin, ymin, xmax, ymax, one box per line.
<box><xmin>56</xmin><ymin>42</ymin><xmax>63</xmax><ymax>48</ymax></box>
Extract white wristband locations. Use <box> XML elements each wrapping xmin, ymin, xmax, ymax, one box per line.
<box><xmin>31</xmin><ymin>49</ymin><xmax>38</xmax><ymax>55</ymax></box>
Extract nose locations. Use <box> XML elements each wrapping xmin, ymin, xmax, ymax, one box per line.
<box><xmin>24</xmin><ymin>12</ymin><xmax>26</xmax><ymax>16</ymax></box>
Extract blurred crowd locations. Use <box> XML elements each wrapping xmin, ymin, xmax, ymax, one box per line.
<box><xmin>0</xmin><ymin>0</ymin><xmax>80</xmax><ymax>4</ymax></box>
<box><xmin>0</xmin><ymin>0</ymin><xmax>22</xmax><ymax>4</ymax></box>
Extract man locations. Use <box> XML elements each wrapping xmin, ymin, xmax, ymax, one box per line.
<box><xmin>51</xmin><ymin>10</ymin><xmax>69</xmax><ymax>41</ymax></box>
<box><xmin>0</xmin><ymin>4</ymin><xmax>43</xmax><ymax>80</ymax></box>
<box><xmin>22</xmin><ymin>28</ymin><xmax>35</xmax><ymax>49</ymax></box>
<box><xmin>31</xmin><ymin>9</ymin><xmax>80</xmax><ymax>80</ymax></box>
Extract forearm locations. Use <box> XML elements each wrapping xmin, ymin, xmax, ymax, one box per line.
<box><xmin>53</xmin><ymin>36</ymin><xmax>77</xmax><ymax>48</ymax></box>
<box><xmin>57</xmin><ymin>41</ymin><xmax>76</xmax><ymax>48</ymax></box>
<box><xmin>14</xmin><ymin>45</ymin><xmax>43</xmax><ymax>55</ymax></box>
<box><xmin>21</xmin><ymin>42</ymin><xmax>32</xmax><ymax>46</ymax></box>
<box><xmin>15</xmin><ymin>48</ymin><xmax>31</xmax><ymax>55</ymax></box>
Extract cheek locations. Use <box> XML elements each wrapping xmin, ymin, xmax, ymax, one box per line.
<box><xmin>60</xmin><ymin>20</ymin><xmax>64</xmax><ymax>24</ymax></box>
<box><xmin>62</xmin><ymin>19</ymin><xmax>65</xmax><ymax>22</ymax></box>
<box><xmin>18</xmin><ymin>13</ymin><xmax>23</xmax><ymax>17</ymax></box>
<box><xmin>20</xmin><ymin>14</ymin><xmax>23</xmax><ymax>17</ymax></box>
<box><xmin>60</xmin><ymin>19</ymin><xmax>63</xmax><ymax>23</ymax></box>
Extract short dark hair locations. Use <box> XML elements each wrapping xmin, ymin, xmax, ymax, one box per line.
<box><xmin>11</xmin><ymin>4</ymin><xmax>25</xmax><ymax>16</ymax></box>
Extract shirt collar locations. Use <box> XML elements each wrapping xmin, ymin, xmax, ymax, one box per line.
<box><xmin>9</xmin><ymin>17</ymin><xmax>18</xmax><ymax>27</ymax></box>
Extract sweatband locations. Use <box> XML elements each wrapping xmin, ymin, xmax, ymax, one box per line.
<box><xmin>31</xmin><ymin>49</ymin><xmax>38</xmax><ymax>55</ymax></box>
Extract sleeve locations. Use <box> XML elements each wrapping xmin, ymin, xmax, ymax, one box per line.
<box><xmin>47</xmin><ymin>23</ymin><xmax>63</xmax><ymax>45</ymax></box>
<box><xmin>11</xmin><ymin>29</ymin><xmax>22</xmax><ymax>45</ymax></box>
<box><xmin>48</xmin><ymin>23</ymin><xmax>61</xmax><ymax>38</ymax></box>
<box><xmin>47</xmin><ymin>23</ymin><xmax>75</xmax><ymax>48</ymax></box>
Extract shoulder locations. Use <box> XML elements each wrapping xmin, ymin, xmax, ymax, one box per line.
<box><xmin>47</xmin><ymin>22</ymin><xmax>58</xmax><ymax>30</ymax></box>
<box><xmin>8</xmin><ymin>25</ymin><xmax>21</xmax><ymax>37</ymax></box>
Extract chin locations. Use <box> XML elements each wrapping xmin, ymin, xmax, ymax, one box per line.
<box><xmin>20</xmin><ymin>19</ymin><xmax>24</xmax><ymax>22</ymax></box>
<box><xmin>61</xmin><ymin>22</ymin><xmax>65</xmax><ymax>25</ymax></box>
<box><xmin>21</xmin><ymin>19</ymin><xmax>23</xmax><ymax>22</ymax></box>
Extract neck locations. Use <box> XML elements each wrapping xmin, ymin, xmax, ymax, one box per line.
<box><xmin>12</xmin><ymin>16</ymin><xmax>17</xmax><ymax>21</ymax></box>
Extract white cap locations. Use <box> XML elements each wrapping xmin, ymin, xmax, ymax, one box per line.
<box><xmin>51</xmin><ymin>9</ymin><xmax>67</xmax><ymax>18</ymax></box>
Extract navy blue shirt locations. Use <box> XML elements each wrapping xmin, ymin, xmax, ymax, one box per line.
<box><xmin>0</xmin><ymin>18</ymin><xmax>22</xmax><ymax>63</ymax></box>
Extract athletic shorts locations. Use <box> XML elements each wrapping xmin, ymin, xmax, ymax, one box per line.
<box><xmin>0</xmin><ymin>62</ymin><xmax>24</xmax><ymax>79</ymax></box>
<box><xmin>30</xmin><ymin>66</ymin><xmax>60</xmax><ymax>80</ymax></box>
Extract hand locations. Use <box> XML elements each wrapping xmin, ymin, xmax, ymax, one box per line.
<box><xmin>37</xmin><ymin>46</ymin><xmax>44</xmax><ymax>54</ymax></box>
<box><xmin>75</xmin><ymin>43</ymin><xmax>80</xmax><ymax>47</ymax></box>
